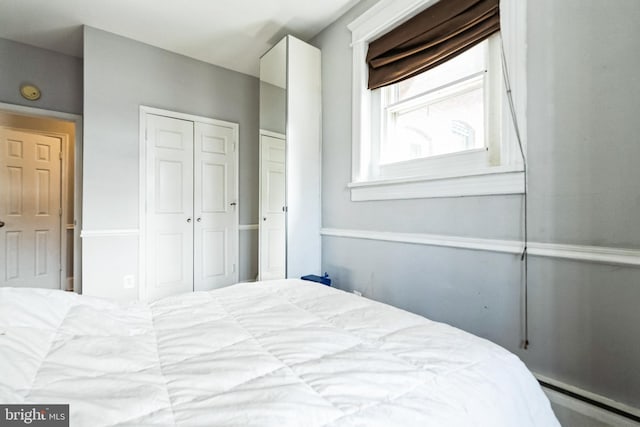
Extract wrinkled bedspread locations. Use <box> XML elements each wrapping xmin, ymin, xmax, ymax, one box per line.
<box><xmin>0</xmin><ymin>279</ymin><xmax>558</xmax><ymax>426</ymax></box>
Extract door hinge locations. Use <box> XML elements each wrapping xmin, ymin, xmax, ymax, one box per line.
<box><xmin>59</xmin><ymin>151</ymin><xmax>63</xmax><ymax>160</ymax></box>
<box><xmin>232</xmin><ymin>263</ymin><xmax>236</xmax><ymax>273</ymax></box>
<box><xmin>59</xmin><ymin>208</ymin><xmax>62</xmax><ymax>216</ymax></box>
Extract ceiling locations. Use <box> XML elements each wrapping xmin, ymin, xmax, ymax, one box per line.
<box><xmin>0</xmin><ymin>0</ymin><xmax>360</xmax><ymax>77</ymax></box>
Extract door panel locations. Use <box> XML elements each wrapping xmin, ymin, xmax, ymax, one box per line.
<box><xmin>0</xmin><ymin>128</ymin><xmax>61</xmax><ymax>289</ymax></box>
<box><xmin>201</xmin><ymin>162</ymin><xmax>226</xmax><ymax>212</ymax></box>
<box><xmin>259</xmin><ymin>134</ymin><xmax>286</xmax><ymax>281</ymax></box>
<box><xmin>202</xmin><ymin>229</ymin><xmax>226</xmax><ymax>278</ymax></box>
<box><xmin>145</xmin><ymin>114</ymin><xmax>194</xmax><ymax>300</ymax></box>
<box><xmin>194</xmin><ymin>122</ymin><xmax>237</xmax><ymax>291</ymax></box>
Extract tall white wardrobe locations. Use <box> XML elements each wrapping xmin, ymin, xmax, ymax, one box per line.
<box><xmin>258</xmin><ymin>36</ymin><xmax>322</xmax><ymax>280</ymax></box>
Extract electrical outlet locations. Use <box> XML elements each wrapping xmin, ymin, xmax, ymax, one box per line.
<box><xmin>123</xmin><ymin>275</ymin><xmax>135</xmax><ymax>289</ymax></box>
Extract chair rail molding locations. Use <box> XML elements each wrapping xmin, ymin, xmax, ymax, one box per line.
<box><xmin>320</xmin><ymin>228</ymin><xmax>640</xmax><ymax>268</ymax></box>
<box><xmin>80</xmin><ymin>229</ymin><xmax>140</xmax><ymax>238</ymax></box>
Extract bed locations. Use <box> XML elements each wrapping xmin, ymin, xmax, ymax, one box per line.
<box><xmin>0</xmin><ymin>279</ymin><xmax>558</xmax><ymax>426</ymax></box>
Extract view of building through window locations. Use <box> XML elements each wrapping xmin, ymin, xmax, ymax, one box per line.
<box><xmin>380</xmin><ymin>40</ymin><xmax>488</xmax><ymax>164</ymax></box>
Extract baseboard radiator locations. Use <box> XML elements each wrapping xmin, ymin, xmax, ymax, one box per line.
<box><xmin>537</xmin><ymin>377</ymin><xmax>640</xmax><ymax>425</ymax></box>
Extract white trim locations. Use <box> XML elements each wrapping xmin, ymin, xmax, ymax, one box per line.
<box><xmin>0</xmin><ymin>102</ymin><xmax>81</xmax><ymax>122</ymax></box>
<box><xmin>349</xmin><ymin>168</ymin><xmax>524</xmax><ymax>201</ymax></box>
<box><xmin>320</xmin><ymin>228</ymin><xmax>640</xmax><ymax>268</ymax></box>
<box><xmin>347</xmin><ymin>0</ymin><xmax>438</xmax><ymax>44</ymax></box>
<box><xmin>139</xmin><ymin>106</ymin><xmax>234</xmax><ymax>126</ymax></box>
<box><xmin>80</xmin><ymin>229</ymin><xmax>140</xmax><ymax>238</ymax></box>
<box><xmin>537</xmin><ymin>373</ymin><xmax>640</xmax><ymax>422</ymax></box>
<box><xmin>259</xmin><ymin>129</ymin><xmax>285</xmax><ymax>140</ymax></box>
<box><xmin>139</xmin><ymin>108</ymin><xmax>147</xmax><ymax>301</ymax></box>
<box><xmin>239</xmin><ymin>224</ymin><xmax>259</xmax><ymax>231</ymax></box>
<box><xmin>321</xmin><ymin>228</ymin><xmax>523</xmax><ymax>254</ymax></box>
<box><xmin>347</xmin><ymin>0</ymin><xmax>527</xmax><ymax>200</ymax></box>
<box><xmin>530</xmin><ymin>242</ymin><xmax>640</xmax><ymax>267</ymax></box>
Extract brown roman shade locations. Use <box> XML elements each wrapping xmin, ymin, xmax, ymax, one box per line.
<box><xmin>366</xmin><ymin>0</ymin><xmax>500</xmax><ymax>90</ymax></box>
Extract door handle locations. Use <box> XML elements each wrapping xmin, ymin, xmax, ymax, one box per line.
<box><xmin>0</xmin><ymin>220</ymin><xmax>4</xmax><ymax>228</ymax></box>
<box><xmin>196</xmin><ymin>218</ymin><xmax>201</xmax><ymax>222</ymax></box>
<box><xmin>187</xmin><ymin>218</ymin><xmax>192</xmax><ymax>223</ymax></box>
<box><xmin>263</xmin><ymin>217</ymin><xmax>267</xmax><ymax>221</ymax></box>
<box><xmin>230</xmin><ymin>202</ymin><xmax>237</xmax><ymax>206</ymax></box>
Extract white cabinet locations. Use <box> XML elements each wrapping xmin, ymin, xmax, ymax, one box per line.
<box><xmin>142</xmin><ymin>109</ymin><xmax>239</xmax><ymax>300</ymax></box>
<box><xmin>259</xmin><ymin>36</ymin><xmax>321</xmax><ymax>280</ymax></box>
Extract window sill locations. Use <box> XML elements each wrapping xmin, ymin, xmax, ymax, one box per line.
<box><xmin>348</xmin><ymin>166</ymin><xmax>524</xmax><ymax>201</ymax></box>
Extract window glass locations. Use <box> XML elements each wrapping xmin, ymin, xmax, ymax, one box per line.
<box><xmin>380</xmin><ymin>41</ymin><xmax>487</xmax><ymax>165</ymax></box>
<box><xmin>395</xmin><ymin>41</ymin><xmax>487</xmax><ymax>102</ymax></box>
<box><xmin>383</xmin><ymin>82</ymin><xmax>484</xmax><ymax>163</ymax></box>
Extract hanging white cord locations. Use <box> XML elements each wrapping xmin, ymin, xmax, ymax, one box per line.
<box><xmin>499</xmin><ymin>36</ymin><xmax>529</xmax><ymax>349</ymax></box>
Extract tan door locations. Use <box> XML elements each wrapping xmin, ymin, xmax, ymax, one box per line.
<box><xmin>0</xmin><ymin>128</ymin><xmax>62</xmax><ymax>289</ymax></box>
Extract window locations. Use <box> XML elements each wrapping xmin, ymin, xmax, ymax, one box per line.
<box><xmin>376</xmin><ymin>37</ymin><xmax>499</xmax><ymax>178</ymax></box>
<box><xmin>348</xmin><ymin>0</ymin><xmax>526</xmax><ymax>201</ymax></box>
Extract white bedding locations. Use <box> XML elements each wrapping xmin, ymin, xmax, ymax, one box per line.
<box><xmin>0</xmin><ymin>279</ymin><xmax>558</xmax><ymax>426</ymax></box>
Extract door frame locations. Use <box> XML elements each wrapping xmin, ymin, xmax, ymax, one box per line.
<box><xmin>0</xmin><ymin>102</ymin><xmax>83</xmax><ymax>293</ymax></box>
<box><xmin>139</xmin><ymin>106</ymin><xmax>239</xmax><ymax>301</ymax></box>
<box><xmin>258</xmin><ymin>129</ymin><xmax>286</xmax><ymax>281</ymax></box>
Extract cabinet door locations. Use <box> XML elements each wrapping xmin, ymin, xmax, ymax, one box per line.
<box><xmin>193</xmin><ymin>122</ymin><xmax>238</xmax><ymax>291</ymax></box>
<box><xmin>145</xmin><ymin>114</ymin><xmax>194</xmax><ymax>301</ymax></box>
<box><xmin>286</xmin><ymin>37</ymin><xmax>322</xmax><ymax>278</ymax></box>
<box><xmin>259</xmin><ymin>133</ymin><xmax>286</xmax><ymax>280</ymax></box>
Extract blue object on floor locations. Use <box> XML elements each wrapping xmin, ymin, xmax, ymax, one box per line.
<box><xmin>301</xmin><ymin>273</ymin><xmax>331</xmax><ymax>286</ymax></box>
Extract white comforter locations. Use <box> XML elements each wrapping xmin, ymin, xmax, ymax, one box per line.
<box><xmin>0</xmin><ymin>280</ymin><xmax>558</xmax><ymax>426</ymax></box>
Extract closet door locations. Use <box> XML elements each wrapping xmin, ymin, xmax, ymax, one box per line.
<box><xmin>145</xmin><ymin>114</ymin><xmax>194</xmax><ymax>301</ymax></box>
<box><xmin>259</xmin><ymin>133</ymin><xmax>286</xmax><ymax>280</ymax></box>
<box><xmin>193</xmin><ymin>122</ymin><xmax>238</xmax><ymax>291</ymax></box>
<box><xmin>285</xmin><ymin>36</ymin><xmax>322</xmax><ymax>278</ymax></box>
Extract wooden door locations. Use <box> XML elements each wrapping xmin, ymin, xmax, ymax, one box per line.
<box><xmin>259</xmin><ymin>133</ymin><xmax>286</xmax><ymax>280</ymax></box>
<box><xmin>193</xmin><ymin>122</ymin><xmax>238</xmax><ymax>291</ymax></box>
<box><xmin>0</xmin><ymin>128</ymin><xmax>61</xmax><ymax>289</ymax></box>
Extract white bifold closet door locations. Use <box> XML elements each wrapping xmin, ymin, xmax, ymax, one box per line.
<box><xmin>145</xmin><ymin>113</ymin><xmax>237</xmax><ymax>301</ymax></box>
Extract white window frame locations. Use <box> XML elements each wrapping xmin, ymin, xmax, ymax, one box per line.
<box><xmin>347</xmin><ymin>0</ymin><xmax>527</xmax><ymax>201</ymax></box>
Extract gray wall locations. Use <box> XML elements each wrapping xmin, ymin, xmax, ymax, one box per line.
<box><xmin>83</xmin><ymin>27</ymin><xmax>259</xmax><ymax>299</ymax></box>
<box><xmin>313</xmin><ymin>0</ymin><xmax>640</xmax><ymax>411</ymax></box>
<box><xmin>0</xmin><ymin>38</ymin><xmax>82</xmax><ymax>114</ymax></box>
